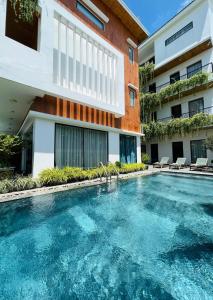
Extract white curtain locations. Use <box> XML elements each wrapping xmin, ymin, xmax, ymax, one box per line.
<box><xmin>55</xmin><ymin>124</ymin><xmax>107</xmax><ymax>168</ymax></box>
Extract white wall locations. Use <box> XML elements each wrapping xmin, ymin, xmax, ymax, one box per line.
<box><xmin>0</xmin><ymin>0</ymin><xmax>125</xmax><ymax>116</ymax></box>
<box><xmin>156</xmin><ymin>89</ymin><xmax>213</xmax><ymax>121</ymax></box>
<box><xmin>108</xmin><ymin>132</ymin><xmax>120</xmax><ymax>163</ymax></box>
<box><xmin>146</xmin><ymin>129</ymin><xmax>213</xmax><ymax>165</ymax></box>
<box><xmin>32</xmin><ymin>119</ymin><xmax>55</xmax><ymax>177</ymax></box>
<box><xmin>154</xmin><ymin>0</ymin><xmax>211</xmax><ymax>65</ymax></box>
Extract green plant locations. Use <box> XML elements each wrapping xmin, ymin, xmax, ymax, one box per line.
<box><xmin>141</xmin><ymin>153</ymin><xmax>150</xmax><ymax>164</ymax></box>
<box><xmin>10</xmin><ymin>0</ymin><xmax>39</xmax><ymax>23</ymax></box>
<box><xmin>0</xmin><ymin>176</ymin><xmax>37</xmax><ymax>194</ymax></box>
<box><xmin>39</xmin><ymin>168</ymin><xmax>68</xmax><ymax>186</ymax></box>
<box><xmin>205</xmin><ymin>136</ymin><xmax>213</xmax><ymax>151</ymax></box>
<box><xmin>140</xmin><ymin>72</ymin><xmax>209</xmax><ymax>121</ymax></box>
<box><xmin>143</xmin><ymin>113</ymin><xmax>213</xmax><ymax>141</ymax></box>
<box><xmin>119</xmin><ymin>163</ymin><xmax>146</xmax><ymax>174</ymax></box>
<box><xmin>115</xmin><ymin>161</ymin><xmax>122</xmax><ymax>168</ymax></box>
<box><xmin>139</xmin><ymin>63</ymin><xmax>155</xmax><ymax>88</ymax></box>
<box><xmin>0</xmin><ymin>134</ymin><xmax>23</xmax><ymax>167</ymax></box>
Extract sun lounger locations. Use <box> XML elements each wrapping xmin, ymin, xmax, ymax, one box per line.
<box><xmin>190</xmin><ymin>158</ymin><xmax>208</xmax><ymax>171</ymax></box>
<box><xmin>153</xmin><ymin>157</ymin><xmax>170</xmax><ymax>168</ymax></box>
<box><xmin>169</xmin><ymin>158</ymin><xmax>186</xmax><ymax>170</ymax></box>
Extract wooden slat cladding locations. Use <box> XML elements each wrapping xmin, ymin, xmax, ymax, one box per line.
<box><xmin>31</xmin><ymin>96</ymin><xmax>120</xmax><ymax>129</ymax></box>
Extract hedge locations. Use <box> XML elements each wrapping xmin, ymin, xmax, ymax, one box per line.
<box><xmin>0</xmin><ymin>163</ymin><xmax>146</xmax><ymax>194</ymax></box>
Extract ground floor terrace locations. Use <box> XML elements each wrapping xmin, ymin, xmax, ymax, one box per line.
<box><xmin>144</xmin><ymin>129</ymin><xmax>213</xmax><ymax>165</ymax></box>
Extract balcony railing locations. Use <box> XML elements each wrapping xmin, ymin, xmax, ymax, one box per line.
<box><xmin>156</xmin><ymin>106</ymin><xmax>213</xmax><ymax>122</ymax></box>
<box><xmin>144</xmin><ymin>62</ymin><xmax>213</xmax><ymax>94</ymax></box>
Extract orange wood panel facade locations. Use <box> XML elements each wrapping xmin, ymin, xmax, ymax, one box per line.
<box><xmin>31</xmin><ymin>0</ymin><xmax>146</xmax><ymax>133</ymax></box>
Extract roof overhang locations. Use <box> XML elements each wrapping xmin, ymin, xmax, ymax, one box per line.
<box><xmin>154</xmin><ymin>37</ymin><xmax>213</xmax><ymax>77</ymax></box>
<box><xmin>101</xmin><ymin>0</ymin><xmax>148</xmax><ymax>43</ymax></box>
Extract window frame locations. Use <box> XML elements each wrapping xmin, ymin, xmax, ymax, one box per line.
<box><xmin>170</xmin><ymin>71</ymin><xmax>180</xmax><ymax>84</ymax></box>
<box><xmin>165</xmin><ymin>22</ymin><xmax>193</xmax><ymax>46</ymax></box>
<box><xmin>76</xmin><ymin>1</ymin><xmax>105</xmax><ymax>31</ymax></box>
<box><xmin>129</xmin><ymin>46</ymin><xmax>134</xmax><ymax>64</ymax></box>
<box><xmin>187</xmin><ymin>60</ymin><xmax>202</xmax><ymax>78</ymax></box>
<box><xmin>129</xmin><ymin>89</ymin><xmax>136</xmax><ymax>107</ymax></box>
<box><xmin>188</xmin><ymin>97</ymin><xmax>204</xmax><ymax>117</ymax></box>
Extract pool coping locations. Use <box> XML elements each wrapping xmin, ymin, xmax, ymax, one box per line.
<box><xmin>0</xmin><ymin>170</ymin><xmax>159</xmax><ymax>204</ymax></box>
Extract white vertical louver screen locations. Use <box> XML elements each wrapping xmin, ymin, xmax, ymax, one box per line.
<box><xmin>53</xmin><ymin>14</ymin><xmax>118</xmax><ymax>107</ymax></box>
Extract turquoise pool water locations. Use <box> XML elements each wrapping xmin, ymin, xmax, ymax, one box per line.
<box><xmin>0</xmin><ymin>174</ymin><xmax>213</xmax><ymax>299</ymax></box>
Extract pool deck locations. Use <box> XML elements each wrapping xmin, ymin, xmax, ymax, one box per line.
<box><xmin>150</xmin><ymin>165</ymin><xmax>213</xmax><ymax>177</ymax></box>
<box><xmin>0</xmin><ymin>169</ymin><xmax>159</xmax><ymax>203</ymax></box>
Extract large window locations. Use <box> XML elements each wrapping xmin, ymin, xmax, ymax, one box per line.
<box><xmin>120</xmin><ymin>135</ymin><xmax>137</xmax><ymax>164</ymax></box>
<box><xmin>5</xmin><ymin>0</ymin><xmax>39</xmax><ymax>50</ymax></box>
<box><xmin>190</xmin><ymin>140</ymin><xmax>207</xmax><ymax>163</ymax></box>
<box><xmin>187</xmin><ymin>61</ymin><xmax>202</xmax><ymax>78</ymax></box>
<box><xmin>76</xmin><ymin>1</ymin><xmax>104</xmax><ymax>30</ymax></box>
<box><xmin>188</xmin><ymin>98</ymin><xmax>204</xmax><ymax>117</ymax></box>
<box><xmin>55</xmin><ymin>124</ymin><xmax>108</xmax><ymax>168</ymax></box>
<box><xmin>165</xmin><ymin>22</ymin><xmax>193</xmax><ymax>46</ymax></box>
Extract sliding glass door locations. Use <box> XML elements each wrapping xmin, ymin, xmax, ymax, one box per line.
<box><xmin>190</xmin><ymin>139</ymin><xmax>207</xmax><ymax>163</ymax></box>
<box><xmin>55</xmin><ymin>124</ymin><xmax>108</xmax><ymax>168</ymax></box>
<box><xmin>120</xmin><ymin>135</ymin><xmax>137</xmax><ymax>164</ymax></box>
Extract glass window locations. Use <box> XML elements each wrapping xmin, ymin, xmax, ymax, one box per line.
<box><xmin>129</xmin><ymin>47</ymin><xmax>134</xmax><ymax>64</ymax></box>
<box><xmin>188</xmin><ymin>98</ymin><xmax>204</xmax><ymax>117</ymax></box>
<box><xmin>171</xmin><ymin>104</ymin><xmax>182</xmax><ymax>118</ymax></box>
<box><xmin>149</xmin><ymin>83</ymin><xmax>156</xmax><ymax>93</ymax></box>
<box><xmin>130</xmin><ymin>89</ymin><xmax>136</xmax><ymax>107</ymax></box>
<box><xmin>55</xmin><ymin>124</ymin><xmax>108</xmax><ymax>168</ymax></box>
<box><xmin>190</xmin><ymin>140</ymin><xmax>207</xmax><ymax>163</ymax></box>
<box><xmin>120</xmin><ymin>135</ymin><xmax>137</xmax><ymax>164</ymax></box>
<box><xmin>170</xmin><ymin>72</ymin><xmax>180</xmax><ymax>84</ymax></box>
<box><xmin>76</xmin><ymin>1</ymin><xmax>105</xmax><ymax>30</ymax></box>
<box><xmin>187</xmin><ymin>61</ymin><xmax>202</xmax><ymax>78</ymax></box>
<box><xmin>165</xmin><ymin>22</ymin><xmax>193</xmax><ymax>46</ymax></box>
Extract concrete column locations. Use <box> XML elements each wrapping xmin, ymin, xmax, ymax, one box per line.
<box><xmin>32</xmin><ymin>119</ymin><xmax>55</xmax><ymax>177</ymax></box>
<box><xmin>137</xmin><ymin>136</ymin><xmax>142</xmax><ymax>163</ymax></box>
<box><xmin>0</xmin><ymin>0</ymin><xmax>7</xmax><ymax>37</ymax></box>
<box><xmin>108</xmin><ymin>132</ymin><xmax>120</xmax><ymax>163</ymax></box>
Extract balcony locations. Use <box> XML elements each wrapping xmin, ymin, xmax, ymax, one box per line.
<box><xmin>157</xmin><ymin>105</ymin><xmax>213</xmax><ymax>123</ymax></box>
<box><xmin>155</xmin><ymin>62</ymin><xmax>213</xmax><ymax>93</ymax></box>
<box><xmin>142</xmin><ymin>108</ymin><xmax>213</xmax><ymax>141</ymax></box>
<box><xmin>141</xmin><ymin>63</ymin><xmax>213</xmax><ymax>122</ymax></box>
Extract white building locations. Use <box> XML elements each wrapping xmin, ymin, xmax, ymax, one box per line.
<box><xmin>0</xmin><ymin>0</ymin><xmax>148</xmax><ymax>176</ymax></box>
<box><xmin>139</xmin><ymin>0</ymin><xmax>213</xmax><ymax>165</ymax></box>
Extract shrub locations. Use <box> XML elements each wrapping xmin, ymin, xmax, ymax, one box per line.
<box><xmin>120</xmin><ymin>163</ymin><xmax>146</xmax><ymax>174</ymax></box>
<box><xmin>0</xmin><ymin>176</ymin><xmax>37</xmax><ymax>194</ymax></box>
<box><xmin>39</xmin><ymin>168</ymin><xmax>68</xmax><ymax>186</ymax></box>
<box><xmin>115</xmin><ymin>161</ymin><xmax>123</xmax><ymax>168</ymax></box>
<box><xmin>141</xmin><ymin>153</ymin><xmax>150</xmax><ymax>164</ymax></box>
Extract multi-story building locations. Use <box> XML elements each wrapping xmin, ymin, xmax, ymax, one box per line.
<box><xmin>0</xmin><ymin>0</ymin><xmax>148</xmax><ymax>176</ymax></box>
<box><xmin>139</xmin><ymin>0</ymin><xmax>213</xmax><ymax>165</ymax></box>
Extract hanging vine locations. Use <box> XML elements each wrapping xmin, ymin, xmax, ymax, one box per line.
<box><xmin>10</xmin><ymin>0</ymin><xmax>39</xmax><ymax>23</ymax></box>
<box><xmin>139</xmin><ymin>63</ymin><xmax>155</xmax><ymax>89</ymax></box>
<box><xmin>140</xmin><ymin>72</ymin><xmax>209</xmax><ymax>122</ymax></box>
<box><xmin>143</xmin><ymin>113</ymin><xmax>213</xmax><ymax>141</ymax></box>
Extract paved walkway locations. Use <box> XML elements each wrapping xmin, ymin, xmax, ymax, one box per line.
<box><xmin>150</xmin><ymin>165</ymin><xmax>213</xmax><ymax>176</ymax></box>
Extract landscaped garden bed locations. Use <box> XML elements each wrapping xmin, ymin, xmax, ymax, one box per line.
<box><xmin>0</xmin><ymin>163</ymin><xmax>146</xmax><ymax>194</ymax></box>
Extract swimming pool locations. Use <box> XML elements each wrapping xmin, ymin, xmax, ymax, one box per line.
<box><xmin>0</xmin><ymin>174</ymin><xmax>212</xmax><ymax>299</ymax></box>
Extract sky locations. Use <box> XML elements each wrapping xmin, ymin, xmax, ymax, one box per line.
<box><xmin>123</xmin><ymin>0</ymin><xmax>193</xmax><ymax>35</ymax></box>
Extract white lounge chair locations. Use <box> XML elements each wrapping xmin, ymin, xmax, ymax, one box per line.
<box><xmin>153</xmin><ymin>157</ymin><xmax>170</xmax><ymax>168</ymax></box>
<box><xmin>169</xmin><ymin>158</ymin><xmax>186</xmax><ymax>170</ymax></box>
<box><xmin>190</xmin><ymin>158</ymin><xmax>208</xmax><ymax>171</ymax></box>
